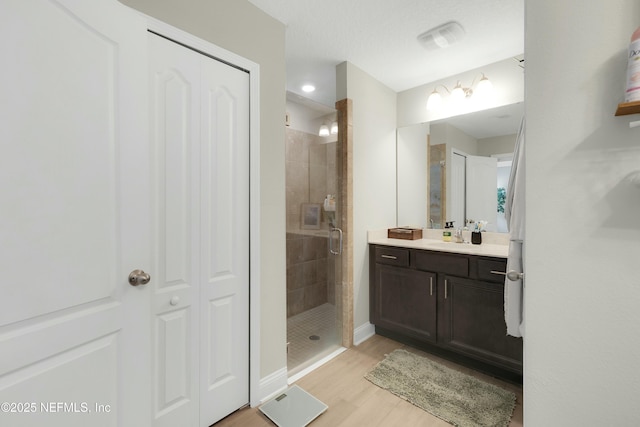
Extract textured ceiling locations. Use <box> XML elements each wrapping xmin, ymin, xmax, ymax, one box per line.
<box><xmin>248</xmin><ymin>0</ymin><xmax>524</xmax><ymax>108</ymax></box>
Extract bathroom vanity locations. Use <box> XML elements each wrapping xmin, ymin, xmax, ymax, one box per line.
<box><xmin>368</xmin><ymin>232</ymin><xmax>522</xmax><ymax>383</ymax></box>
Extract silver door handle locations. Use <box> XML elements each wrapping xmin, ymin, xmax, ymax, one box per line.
<box><xmin>128</xmin><ymin>269</ymin><xmax>151</xmax><ymax>286</ymax></box>
<box><xmin>491</xmin><ymin>270</ymin><xmax>524</xmax><ymax>281</ymax></box>
<box><xmin>329</xmin><ymin>227</ymin><xmax>343</xmax><ymax>255</ymax></box>
<box><xmin>507</xmin><ymin>270</ymin><xmax>524</xmax><ymax>281</ymax></box>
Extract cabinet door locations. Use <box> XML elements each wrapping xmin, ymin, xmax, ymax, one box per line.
<box><xmin>372</xmin><ymin>264</ymin><xmax>437</xmax><ymax>342</ymax></box>
<box><xmin>439</xmin><ymin>275</ymin><xmax>523</xmax><ymax>373</ymax></box>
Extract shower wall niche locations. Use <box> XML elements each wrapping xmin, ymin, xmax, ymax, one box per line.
<box><xmin>285</xmin><ymin>127</ymin><xmax>339</xmax><ymax>318</ymax></box>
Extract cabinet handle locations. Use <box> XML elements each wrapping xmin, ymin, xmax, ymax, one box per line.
<box><xmin>381</xmin><ymin>254</ymin><xmax>397</xmax><ymax>260</ymax></box>
<box><xmin>444</xmin><ymin>279</ymin><xmax>448</xmax><ymax>299</ymax></box>
<box><xmin>429</xmin><ymin>277</ymin><xmax>433</xmax><ymax>296</ymax></box>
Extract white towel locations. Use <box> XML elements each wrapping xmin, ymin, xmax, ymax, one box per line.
<box><xmin>504</xmin><ymin>117</ymin><xmax>525</xmax><ymax>338</ymax></box>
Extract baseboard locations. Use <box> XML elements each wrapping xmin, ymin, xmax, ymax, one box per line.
<box><xmin>287</xmin><ymin>347</ymin><xmax>347</xmax><ymax>384</ymax></box>
<box><xmin>257</xmin><ymin>323</ymin><xmax>375</xmax><ymax>405</ymax></box>
<box><xmin>354</xmin><ymin>322</ymin><xmax>376</xmax><ymax>346</ymax></box>
<box><xmin>256</xmin><ymin>367</ymin><xmax>288</xmax><ymax>406</ymax></box>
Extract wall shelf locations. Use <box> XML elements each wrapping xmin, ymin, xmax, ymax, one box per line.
<box><xmin>615</xmin><ymin>101</ymin><xmax>640</xmax><ymax>116</ymax></box>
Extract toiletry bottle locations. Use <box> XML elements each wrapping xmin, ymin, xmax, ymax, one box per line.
<box><xmin>625</xmin><ymin>27</ymin><xmax>640</xmax><ymax>102</ymax></box>
<box><xmin>442</xmin><ymin>221</ymin><xmax>452</xmax><ymax>242</ymax></box>
<box><xmin>454</xmin><ymin>227</ymin><xmax>463</xmax><ymax>243</ymax></box>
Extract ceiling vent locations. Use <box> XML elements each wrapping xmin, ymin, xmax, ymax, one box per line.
<box><xmin>417</xmin><ymin>21</ymin><xmax>465</xmax><ymax>51</ymax></box>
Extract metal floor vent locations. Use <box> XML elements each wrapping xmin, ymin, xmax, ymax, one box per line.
<box><xmin>259</xmin><ymin>385</ymin><xmax>328</xmax><ymax>427</ymax></box>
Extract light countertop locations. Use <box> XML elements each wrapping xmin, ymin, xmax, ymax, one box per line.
<box><xmin>368</xmin><ymin>229</ymin><xmax>509</xmax><ymax>259</ymax></box>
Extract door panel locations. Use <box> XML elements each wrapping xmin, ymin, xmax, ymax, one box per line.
<box><xmin>149</xmin><ymin>33</ymin><xmax>249</xmax><ymax>427</ymax></box>
<box><xmin>373</xmin><ymin>264</ymin><xmax>437</xmax><ymax>343</ymax></box>
<box><xmin>1</xmin><ymin>0</ymin><xmax>119</xmax><ymax>326</ymax></box>
<box><xmin>0</xmin><ymin>1</ymin><xmax>149</xmax><ymax>426</ymax></box>
<box><xmin>160</xmin><ymin>71</ymin><xmax>193</xmax><ymax>290</ymax></box>
<box><xmin>149</xmin><ymin>34</ymin><xmax>200</xmax><ymax>427</ymax></box>
<box><xmin>439</xmin><ymin>275</ymin><xmax>523</xmax><ymax>372</ymax></box>
<box><xmin>199</xmin><ymin>48</ymin><xmax>250</xmax><ymax>426</ymax></box>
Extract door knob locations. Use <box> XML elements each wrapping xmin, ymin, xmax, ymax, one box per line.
<box><xmin>506</xmin><ymin>270</ymin><xmax>524</xmax><ymax>281</ymax></box>
<box><xmin>128</xmin><ymin>269</ymin><xmax>151</xmax><ymax>286</ymax></box>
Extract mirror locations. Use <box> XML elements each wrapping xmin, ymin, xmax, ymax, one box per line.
<box><xmin>397</xmin><ymin>102</ymin><xmax>523</xmax><ymax>233</ymax></box>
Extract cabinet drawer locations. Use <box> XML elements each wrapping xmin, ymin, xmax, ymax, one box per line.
<box><xmin>477</xmin><ymin>258</ymin><xmax>507</xmax><ymax>283</ymax></box>
<box><xmin>415</xmin><ymin>251</ymin><xmax>468</xmax><ymax>277</ymax></box>
<box><xmin>374</xmin><ymin>246</ymin><xmax>410</xmax><ymax>267</ymax></box>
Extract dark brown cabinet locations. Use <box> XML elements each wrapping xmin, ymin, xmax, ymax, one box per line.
<box><xmin>369</xmin><ymin>244</ymin><xmax>523</xmax><ymax>382</ymax></box>
<box><xmin>372</xmin><ymin>263</ymin><xmax>437</xmax><ymax>343</ymax></box>
<box><xmin>439</xmin><ymin>274</ymin><xmax>523</xmax><ymax>374</ymax></box>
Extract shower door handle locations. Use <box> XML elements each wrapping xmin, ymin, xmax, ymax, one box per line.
<box><xmin>329</xmin><ymin>227</ymin><xmax>343</xmax><ymax>255</ymax></box>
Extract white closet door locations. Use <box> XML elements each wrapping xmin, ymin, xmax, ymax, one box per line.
<box><xmin>0</xmin><ymin>1</ymin><xmax>150</xmax><ymax>426</ymax></box>
<box><xmin>198</xmin><ymin>40</ymin><xmax>250</xmax><ymax>427</ymax></box>
<box><xmin>149</xmin><ymin>33</ymin><xmax>250</xmax><ymax>427</ymax></box>
<box><xmin>149</xmin><ymin>33</ymin><xmax>200</xmax><ymax>427</ymax></box>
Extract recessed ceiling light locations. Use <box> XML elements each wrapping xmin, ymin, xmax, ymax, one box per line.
<box><xmin>302</xmin><ymin>84</ymin><xmax>316</xmax><ymax>93</ymax></box>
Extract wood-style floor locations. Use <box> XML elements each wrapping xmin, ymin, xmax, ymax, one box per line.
<box><xmin>214</xmin><ymin>334</ymin><xmax>523</xmax><ymax>427</ymax></box>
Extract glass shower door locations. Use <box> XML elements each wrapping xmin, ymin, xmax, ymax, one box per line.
<box><xmin>285</xmin><ymin>116</ymin><xmax>344</xmax><ymax>377</ymax></box>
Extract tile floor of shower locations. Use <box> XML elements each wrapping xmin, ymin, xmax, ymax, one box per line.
<box><xmin>287</xmin><ymin>303</ymin><xmax>342</xmax><ymax>377</ymax></box>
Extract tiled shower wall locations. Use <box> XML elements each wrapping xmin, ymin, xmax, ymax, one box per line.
<box><xmin>286</xmin><ymin>233</ymin><xmax>328</xmax><ymax>317</ymax></box>
<box><xmin>285</xmin><ymin>127</ymin><xmax>338</xmax><ymax>318</ymax></box>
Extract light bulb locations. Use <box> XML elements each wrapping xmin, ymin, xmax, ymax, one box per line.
<box><xmin>427</xmin><ymin>90</ymin><xmax>442</xmax><ymax>111</ymax></box>
<box><xmin>319</xmin><ymin>124</ymin><xmax>330</xmax><ymax>137</ymax></box>
<box><xmin>330</xmin><ymin>121</ymin><xmax>338</xmax><ymax>135</ymax></box>
<box><xmin>451</xmin><ymin>82</ymin><xmax>465</xmax><ymax>102</ymax></box>
<box><xmin>474</xmin><ymin>75</ymin><xmax>493</xmax><ymax>99</ymax></box>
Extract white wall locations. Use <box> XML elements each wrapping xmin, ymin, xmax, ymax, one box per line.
<box><xmin>526</xmin><ymin>1</ymin><xmax>640</xmax><ymax>424</ymax></box>
<box><xmin>336</xmin><ymin>61</ymin><xmax>397</xmax><ymax>331</ymax></box>
<box><xmin>397</xmin><ymin>123</ymin><xmax>429</xmax><ymax>228</ymax></box>
<box><xmin>477</xmin><ymin>134</ymin><xmax>517</xmax><ymax>157</ymax></box>
<box><xmin>286</xmin><ymin>100</ymin><xmax>337</xmax><ymax>143</ymax></box>
<box><xmin>119</xmin><ymin>0</ymin><xmax>287</xmax><ymax>381</ymax></box>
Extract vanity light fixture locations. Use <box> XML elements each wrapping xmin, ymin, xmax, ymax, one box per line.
<box><xmin>330</xmin><ymin>121</ymin><xmax>338</xmax><ymax>135</ymax></box>
<box><xmin>426</xmin><ymin>73</ymin><xmax>493</xmax><ymax>111</ymax></box>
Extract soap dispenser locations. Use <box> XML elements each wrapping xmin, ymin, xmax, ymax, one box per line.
<box><xmin>442</xmin><ymin>221</ymin><xmax>453</xmax><ymax>242</ymax></box>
